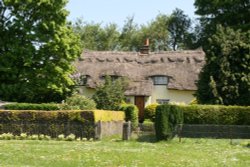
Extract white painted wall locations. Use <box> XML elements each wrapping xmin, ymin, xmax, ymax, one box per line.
<box><xmin>148</xmin><ymin>85</ymin><xmax>195</xmax><ymax>106</ymax></box>
<box><xmin>79</xmin><ymin>86</ymin><xmax>195</xmax><ymax>106</ymax></box>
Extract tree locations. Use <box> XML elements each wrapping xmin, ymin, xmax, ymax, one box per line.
<box><xmin>119</xmin><ymin>16</ymin><xmax>141</xmax><ymax>51</ymax></box>
<box><xmin>72</xmin><ymin>19</ymin><xmax>120</xmax><ymax>51</ymax></box>
<box><xmin>92</xmin><ymin>76</ymin><xmax>128</xmax><ymax>110</ymax></box>
<box><xmin>168</xmin><ymin>8</ymin><xmax>191</xmax><ymax>51</ymax></box>
<box><xmin>194</xmin><ymin>0</ymin><xmax>250</xmax><ymax>43</ymax></box>
<box><xmin>140</xmin><ymin>14</ymin><xmax>170</xmax><ymax>51</ymax></box>
<box><xmin>195</xmin><ymin>26</ymin><xmax>250</xmax><ymax>106</ymax></box>
<box><xmin>0</xmin><ymin>0</ymin><xmax>81</xmax><ymax>102</ymax></box>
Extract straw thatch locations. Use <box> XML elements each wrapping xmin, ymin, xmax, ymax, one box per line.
<box><xmin>74</xmin><ymin>50</ymin><xmax>205</xmax><ymax>96</ymax></box>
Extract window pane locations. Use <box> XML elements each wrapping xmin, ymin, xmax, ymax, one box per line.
<box><xmin>153</xmin><ymin>76</ymin><xmax>168</xmax><ymax>85</ymax></box>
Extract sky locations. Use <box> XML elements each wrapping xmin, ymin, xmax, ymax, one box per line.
<box><xmin>66</xmin><ymin>0</ymin><xmax>197</xmax><ymax>28</ymax></box>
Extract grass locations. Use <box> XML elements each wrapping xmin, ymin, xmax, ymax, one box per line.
<box><xmin>0</xmin><ymin>136</ymin><xmax>249</xmax><ymax>167</ymax></box>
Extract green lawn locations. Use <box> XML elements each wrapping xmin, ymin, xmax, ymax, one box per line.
<box><xmin>0</xmin><ymin>137</ymin><xmax>249</xmax><ymax>167</ymax></box>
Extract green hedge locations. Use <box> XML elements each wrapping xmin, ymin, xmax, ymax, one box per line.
<box><xmin>118</xmin><ymin>104</ymin><xmax>138</xmax><ymax>129</ymax></box>
<box><xmin>0</xmin><ymin>110</ymin><xmax>124</xmax><ymax>139</ymax></box>
<box><xmin>4</xmin><ymin>103</ymin><xmax>61</xmax><ymax>110</ymax></box>
<box><xmin>155</xmin><ymin>105</ymin><xmax>183</xmax><ymax>141</ymax></box>
<box><xmin>144</xmin><ymin>103</ymin><xmax>159</xmax><ymax>122</ymax></box>
<box><xmin>179</xmin><ymin>105</ymin><xmax>250</xmax><ymax>125</ymax></box>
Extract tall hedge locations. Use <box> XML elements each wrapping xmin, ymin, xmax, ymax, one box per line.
<box><xmin>179</xmin><ymin>105</ymin><xmax>250</xmax><ymax>125</ymax></box>
<box><xmin>155</xmin><ymin>105</ymin><xmax>183</xmax><ymax>141</ymax></box>
<box><xmin>118</xmin><ymin>104</ymin><xmax>138</xmax><ymax>129</ymax></box>
<box><xmin>0</xmin><ymin>110</ymin><xmax>124</xmax><ymax>139</ymax></box>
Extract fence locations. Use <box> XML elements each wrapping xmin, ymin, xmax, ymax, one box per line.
<box><xmin>178</xmin><ymin>124</ymin><xmax>250</xmax><ymax>139</ymax></box>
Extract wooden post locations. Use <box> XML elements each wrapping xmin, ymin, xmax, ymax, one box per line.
<box><xmin>122</xmin><ymin>121</ymin><xmax>131</xmax><ymax>140</ymax></box>
<box><xmin>95</xmin><ymin>121</ymin><xmax>102</xmax><ymax>140</ymax></box>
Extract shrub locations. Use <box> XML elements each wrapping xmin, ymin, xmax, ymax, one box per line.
<box><xmin>179</xmin><ymin>105</ymin><xmax>250</xmax><ymax>125</ymax></box>
<box><xmin>155</xmin><ymin>105</ymin><xmax>183</xmax><ymax>141</ymax></box>
<box><xmin>0</xmin><ymin>110</ymin><xmax>124</xmax><ymax>139</ymax></box>
<box><xmin>61</xmin><ymin>94</ymin><xmax>96</xmax><ymax>110</ymax></box>
<box><xmin>118</xmin><ymin>104</ymin><xmax>138</xmax><ymax>129</ymax></box>
<box><xmin>92</xmin><ymin>76</ymin><xmax>128</xmax><ymax>110</ymax></box>
<box><xmin>4</xmin><ymin>103</ymin><xmax>61</xmax><ymax>110</ymax></box>
<box><xmin>144</xmin><ymin>103</ymin><xmax>159</xmax><ymax>122</ymax></box>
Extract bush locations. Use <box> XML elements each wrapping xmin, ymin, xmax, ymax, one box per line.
<box><xmin>118</xmin><ymin>104</ymin><xmax>138</xmax><ymax>129</ymax></box>
<box><xmin>144</xmin><ymin>103</ymin><xmax>159</xmax><ymax>122</ymax></box>
<box><xmin>92</xmin><ymin>76</ymin><xmax>128</xmax><ymax>110</ymax></box>
<box><xmin>155</xmin><ymin>105</ymin><xmax>183</xmax><ymax>141</ymax></box>
<box><xmin>0</xmin><ymin>110</ymin><xmax>124</xmax><ymax>139</ymax></box>
<box><xmin>61</xmin><ymin>94</ymin><xmax>96</xmax><ymax>110</ymax></box>
<box><xmin>179</xmin><ymin>105</ymin><xmax>250</xmax><ymax>125</ymax></box>
<box><xmin>4</xmin><ymin>103</ymin><xmax>61</xmax><ymax>110</ymax></box>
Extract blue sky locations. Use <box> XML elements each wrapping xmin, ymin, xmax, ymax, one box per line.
<box><xmin>66</xmin><ymin>0</ymin><xmax>197</xmax><ymax>27</ymax></box>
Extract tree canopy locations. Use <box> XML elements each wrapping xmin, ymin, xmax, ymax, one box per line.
<box><xmin>72</xmin><ymin>10</ymin><xmax>196</xmax><ymax>52</ymax></box>
<box><xmin>195</xmin><ymin>26</ymin><xmax>250</xmax><ymax>106</ymax></box>
<box><xmin>0</xmin><ymin>0</ymin><xmax>81</xmax><ymax>102</ymax></box>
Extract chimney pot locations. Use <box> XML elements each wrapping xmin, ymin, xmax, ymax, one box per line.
<box><xmin>140</xmin><ymin>38</ymin><xmax>150</xmax><ymax>55</ymax></box>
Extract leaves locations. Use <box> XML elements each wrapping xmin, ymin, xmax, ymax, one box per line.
<box><xmin>0</xmin><ymin>0</ymin><xmax>81</xmax><ymax>102</ymax></box>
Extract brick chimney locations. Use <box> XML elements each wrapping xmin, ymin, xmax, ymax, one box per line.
<box><xmin>140</xmin><ymin>38</ymin><xmax>150</xmax><ymax>55</ymax></box>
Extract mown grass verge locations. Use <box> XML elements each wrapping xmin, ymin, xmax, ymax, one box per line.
<box><xmin>0</xmin><ymin>138</ymin><xmax>249</xmax><ymax>167</ymax></box>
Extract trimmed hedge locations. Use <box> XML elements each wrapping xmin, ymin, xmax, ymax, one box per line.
<box><xmin>118</xmin><ymin>104</ymin><xmax>138</xmax><ymax>129</ymax></box>
<box><xmin>0</xmin><ymin>110</ymin><xmax>124</xmax><ymax>139</ymax></box>
<box><xmin>4</xmin><ymin>103</ymin><xmax>61</xmax><ymax>110</ymax></box>
<box><xmin>179</xmin><ymin>105</ymin><xmax>250</xmax><ymax>125</ymax></box>
<box><xmin>155</xmin><ymin>105</ymin><xmax>183</xmax><ymax>141</ymax></box>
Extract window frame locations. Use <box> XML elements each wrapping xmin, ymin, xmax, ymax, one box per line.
<box><xmin>151</xmin><ymin>75</ymin><xmax>168</xmax><ymax>85</ymax></box>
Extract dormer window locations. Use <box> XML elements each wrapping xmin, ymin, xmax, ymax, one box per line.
<box><xmin>152</xmin><ymin>76</ymin><xmax>168</xmax><ymax>85</ymax></box>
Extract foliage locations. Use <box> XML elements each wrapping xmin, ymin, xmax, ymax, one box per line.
<box><xmin>195</xmin><ymin>26</ymin><xmax>250</xmax><ymax>105</ymax></box>
<box><xmin>0</xmin><ymin>109</ymin><xmax>124</xmax><ymax>138</ymax></box>
<box><xmin>155</xmin><ymin>105</ymin><xmax>183</xmax><ymax>141</ymax></box>
<box><xmin>194</xmin><ymin>0</ymin><xmax>250</xmax><ymax>45</ymax></box>
<box><xmin>0</xmin><ymin>0</ymin><xmax>81</xmax><ymax>103</ymax></box>
<box><xmin>4</xmin><ymin>103</ymin><xmax>61</xmax><ymax>110</ymax></box>
<box><xmin>93</xmin><ymin>110</ymin><xmax>124</xmax><ymax>122</ymax></box>
<box><xmin>179</xmin><ymin>105</ymin><xmax>250</xmax><ymax>125</ymax></box>
<box><xmin>144</xmin><ymin>103</ymin><xmax>159</xmax><ymax>122</ymax></box>
<box><xmin>61</xmin><ymin>94</ymin><xmax>96</xmax><ymax>110</ymax></box>
<box><xmin>168</xmin><ymin>8</ymin><xmax>191</xmax><ymax>50</ymax></box>
<box><xmin>140</xmin><ymin>14</ymin><xmax>170</xmax><ymax>51</ymax></box>
<box><xmin>73</xmin><ymin>19</ymin><xmax>120</xmax><ymax>50</ymax></box>
<box><xmin>92</xmin><ymin>76</ymin><xmax>128</xmax><ymax>110</ymax></box>
<box><xmin>118</xmin><ymin>104</ymin><xmax>138</xmax><ymax>129</ymax></box>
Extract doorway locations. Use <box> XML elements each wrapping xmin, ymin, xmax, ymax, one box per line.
<box><xmin>135</xmin><ymin>96</ymin><xmax>145</xmax><ymax>123</ymax></box>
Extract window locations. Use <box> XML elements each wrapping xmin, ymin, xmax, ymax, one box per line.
<box><xmin>152</xmin><ymin>76</ymin><xmax>168</xmax><ymax>85</ymax></box>
<box><xmin>156</xmin><ymin>99</ymin><xmax>170</xmax><ymax>104</ymax></box>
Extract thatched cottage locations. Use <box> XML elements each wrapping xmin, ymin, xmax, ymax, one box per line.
<box><xmin>74</xmin><ymin>44</ymin><xmax>205</xmax><ymax>121</ymax></box>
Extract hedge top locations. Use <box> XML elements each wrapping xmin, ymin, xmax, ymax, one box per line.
<box><xmin>0</xmin><ymin>110</ymin><xmax>124</xmax><ymax>123</ymax></box>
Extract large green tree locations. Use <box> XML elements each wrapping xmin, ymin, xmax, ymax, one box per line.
<box><xmin>194</xmin><ymin>0</ymin><xmax>250</xmax><ymax>41</ymax></box>
<box><xmin>167</xmin><ymin>8</ymin><xmax>191</xmax><ymax>51</ymax></box>
<box><xmin>195</xmin><ymin>26</ymin><xmax>250</xmax><ymax>106</ymax></box>
<box><xmin>0</xmin><ymin>0</ymin><xmax>81</xmax><ymax>102</ymax></box>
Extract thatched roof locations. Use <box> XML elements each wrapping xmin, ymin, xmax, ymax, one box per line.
<box><xmin>74</xmin><ymin>50</ymin><xmax>205</xmax><ymax>96</ymax></box>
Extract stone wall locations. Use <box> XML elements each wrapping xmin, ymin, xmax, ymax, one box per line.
<box><xmin>95</xmin><ymin>121</ymin><xmax>124</xmax><ymax>139</ymax></box>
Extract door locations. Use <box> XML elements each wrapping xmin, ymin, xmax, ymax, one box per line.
<box><xmin>135</xmin><ymin>96</ymin><xmax>145</xmax><ymax>123</ymax></box>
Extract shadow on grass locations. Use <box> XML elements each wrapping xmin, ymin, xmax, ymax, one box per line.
<box><xmin>136</xmin><ymin>134</ymin><xmax>157</xmax><ymax>143</ymax></box>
